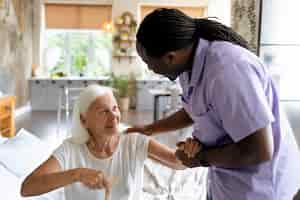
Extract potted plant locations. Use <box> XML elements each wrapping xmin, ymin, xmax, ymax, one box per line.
<box><xmin>108</xmin><ymin>74</ymin><xmax>131</xmax><ymax>112</ymax></box>
<box><xmin>74</xmin><ymin>53</ymin><xmax>87</xmax><ymax>76</ymax></box>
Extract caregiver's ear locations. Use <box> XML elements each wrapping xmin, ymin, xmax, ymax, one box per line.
<box><xmin>162</xmin><ymin>51</ymin><xmax>177</xmax><ymax>65</ymax></box>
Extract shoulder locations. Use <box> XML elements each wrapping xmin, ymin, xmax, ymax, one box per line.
<box><xmin>209</xmin><ymin>41</ymin><xmax>263</xmax><ymax>68</ymax></box>
<box><xmin>121</xmin><ymin>133</ymin><xmax>149</xmax><ymax>147</ymax></box>
<box><xmin>206</xmin><ymin>41</ymin><xmax>265</xmax><ymax>80</ymax></box>
<box><xmin>119</xmin><ymin>134</ymin><xmax>150</xmax><ymax>159</ymax></box>
<box><xmin>54</xmin><ymin>140</ymin><xmax>84</xmax><ymax>156</ymax></box>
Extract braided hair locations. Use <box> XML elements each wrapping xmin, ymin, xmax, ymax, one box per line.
<box><xmin>137</xmin><ymin>8</ymin><xmax>249</xmax><ymax>57</ymax></box>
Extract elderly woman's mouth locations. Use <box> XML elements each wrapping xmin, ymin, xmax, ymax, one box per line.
<box><xmin>105</xmin><ymin>124</ymin><xmax>117</xmax><ymax>129</ymax></box>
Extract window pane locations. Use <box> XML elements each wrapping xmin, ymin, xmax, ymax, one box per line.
<box><xmin>45</xmin><ymin>31</ymin><xmax>66</xmax><ymax>75</ymax></box>
<box><xmin>45</xmin><ymin>30</ymin><xmax>112</xmax><ymax>77</ymax></box>
<box><xmin>69</xmin><ymin>32</ymin><xmax>89</xmax><ymax>76</ymax></box>
<box><xmin>94</xmin><ymin>32</ymin><xmax>113</xmax><ymax>76</ymax></box>
<box><xmin>260</xmin><ymin>45</ymin><xmax>300</xmax><ymax>100</ymax></box>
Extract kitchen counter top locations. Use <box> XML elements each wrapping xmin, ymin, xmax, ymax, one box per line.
<box><xmin>29</xmin><ymin>76</ymin><xmax>171</xmax><ymax>82</ymax></box>
<box><xmin>29</xmin><ymin>76</ymin><xmax>109</xmax><ymax>81</ymax></box>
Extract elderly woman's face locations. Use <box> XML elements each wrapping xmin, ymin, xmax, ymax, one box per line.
<box><xmin>82</xmin><ymin>91</ymin><xmax>121</xmax><ymax>137</ymax></box>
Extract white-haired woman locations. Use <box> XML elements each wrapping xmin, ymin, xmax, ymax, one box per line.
<box><xmin>21</xmin><ymin>85</ymin><xmax>186</xmax><ymax>200</ymax></box>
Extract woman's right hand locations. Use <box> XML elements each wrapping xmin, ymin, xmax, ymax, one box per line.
<box><xmin>125</xmin><ymin>125</ymin><xmax>152</xmax><ymax>136</ymax></box>
<box><xmin>76</xmin><ymin>168</ymin><xmax>112</xmax><ymax>190</ymax></box>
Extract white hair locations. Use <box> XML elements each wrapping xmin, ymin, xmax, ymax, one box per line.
<box><xmin>68</xmin><ymin>84</ymin><xmax>113</xmax><ymax>144</ymax></box>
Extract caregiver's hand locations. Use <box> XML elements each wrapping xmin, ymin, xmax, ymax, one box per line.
<box><xmin>175</xmin><ymin>138</ymin><xmax>204</xmax><ymax>168</ymax></box>
<box><xmin>77</xmin><ymin>168</ymin><xmax>112</xmax><ymax>190</ymax></box>
<box><xmin>177</xmin><ymin>137</ymin><xmax>202</xmax><ymax>158</ymax></box>
<box><xmin>125</xmin><ymin>125</ymin><xmax>152</xmax><ymax>136</ymax></box>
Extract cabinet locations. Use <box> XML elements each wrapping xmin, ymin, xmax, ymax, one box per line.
<box><xmin>136</xmin><ymin>79</ymin><xmax>173</xmax><ymax>111</ymax></box>
<box><xmin>0</xmin><ymin>96</ymin><xmax>16</xmax><ymax>137</ymax></box>
<box><xmin>29</xmin><ymin>78</ymin><xmax>106</xmax><ymax>111</ymax></box>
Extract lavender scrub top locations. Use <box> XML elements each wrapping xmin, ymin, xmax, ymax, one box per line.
<box><xmin>179</xmin><ymin>38</ymin><xmax>300</xmax><ymax>200</ymax></box>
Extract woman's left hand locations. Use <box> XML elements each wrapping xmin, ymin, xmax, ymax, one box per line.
<box><xmin>175</xmin><ymin>138</ymin><xmax>204</xmax><ymax>168</ymax></box>
<box><xmin>176</xmin><ymin>137</ymin><xmax>202</xmax><ymax>158</ymax></box>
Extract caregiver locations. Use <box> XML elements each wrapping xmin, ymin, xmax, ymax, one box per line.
<box><xmin>126</xmin><ymin>8</ymin><xmax>300</xmax><ymax>200</ymax></box>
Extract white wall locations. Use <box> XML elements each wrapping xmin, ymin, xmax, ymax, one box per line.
<box><xmin>261</xmin><ymin>0</ymin><xmax>300</xmax><ymax>45</ymax></box>
<box><xmin>0</xmin><ymin>0</ymin><xmax>34</xmax><ymax>108</ymax></box>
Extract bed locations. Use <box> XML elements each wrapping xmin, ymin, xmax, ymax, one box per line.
<box><xmin>0</xmin><ymin>127</ymin><xmax>208</xmax><ymax>200</ymax></box>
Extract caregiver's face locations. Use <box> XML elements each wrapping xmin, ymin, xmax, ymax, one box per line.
<box><xmin>136</xmin><ymin>42</ymin><xmax>187</xmax><ymax>81</ymax></box>
<box><xmin>82</xmin><ymin>92</ymin><xmax>121</xmax><ymax>136</ymax></box>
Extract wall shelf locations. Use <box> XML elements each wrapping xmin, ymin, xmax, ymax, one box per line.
<box><xmin>113</xmin><ymin>11</ymin><xmax>137</xmax><ymax>63</ymax></box>
<box><xmin>113</xmin><ymin>55</ymin><xmax>136</xmax><ymax>63</ymax></box>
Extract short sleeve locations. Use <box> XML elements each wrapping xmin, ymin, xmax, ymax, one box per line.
<box><xmin>135</xmin><ymin>134</ymin><xmax>150</xmax><ymax>163</ymax></box>
<box><xmin>52</xmin><ymin>141</ymin><xmax>70</xmax><ymax>170</ymax></box>
<box><xmin>210</xmin><ymin>63</ymin><xmax>274</xmax><ymax>142</ymax></box>
<box><xmin>127</xmin><ymin>134</ymin><xmax>150</xmax><ymax>166</ymax></box>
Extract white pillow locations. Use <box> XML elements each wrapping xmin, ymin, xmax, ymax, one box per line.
<box><xmin>0</xmin><ymin>164</ymin><xmax>22</xmax><ymax>199</ymax></box>
<box><xmin>0</xmin><ymin>165</ymin><xmax>64</xmax><ymax>200</ymax></box>
<box><xmin>0</xmin><ymin>129</ymin><xmax>52</xmax><ymax>178</ymax></box>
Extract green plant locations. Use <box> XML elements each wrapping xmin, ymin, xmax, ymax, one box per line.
<box><xmin>74</xmin><ymin>53</ymin><xmax>87</xmax><ymax>74</ymax></box>
<box><xmin>107</xmin><ymin>74</ymin><xmax>130</xmax><ymax>98</ymax></box>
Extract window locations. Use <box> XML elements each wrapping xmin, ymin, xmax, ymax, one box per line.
<box><xmin>45</xmin><ymin>30</ymin><xmax>112</xmax><ymax>77</ymax></box>
<box><xmin>260</xmin><ymin>45</ymin><xmax>300</xmax><ymax>100</ymax></box>
<box><xmin>259</xmin><ymin>0</ymin><xmax>300</xmax><ymax>100</ymax></box>
<box><xmin>44</xmin><ymin>4</ymin><xmax>112</xmax><ymax>77</ymax></box>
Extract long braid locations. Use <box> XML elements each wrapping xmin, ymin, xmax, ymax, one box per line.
<box><xmin>194</xmin><ymin>18</ymin><xmax>249</xmax><ymax>50</ymax></box>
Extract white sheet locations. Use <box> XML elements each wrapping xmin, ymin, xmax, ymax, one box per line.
<box><xmin>0</xmin><ymin>164</ymin><xmax>64</xmax><ymax>200</ymax></box>
<box><xmin>0</xmin><ymin>129</ymin><xmax>52</xmax><ymax>177</ymax></box>
<box><xmin>142</xmin><ymin>127</ymin><xmax>208</xmax><ymax>200</ymax></box>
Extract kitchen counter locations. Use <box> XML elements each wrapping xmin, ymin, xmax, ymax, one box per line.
<box><xmin>29</xmin><ymin>76</ymin><xmax>173</xmax><ymax>111</ymax></box>
<box><xmin>29</xmin><ymin>76</ymin><xmax>109</xmax><ymax>81</ymax></box>
<box><xmin>29</xmin><ymin>75</ymin><xmax>170</xmax><ymax>82</ymax></box>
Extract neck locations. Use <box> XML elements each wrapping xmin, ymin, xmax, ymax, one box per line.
<box><xmin>87</xmin><ymin>130</ymin><xmax>119</xmax><ymax>158</ymax></box>
<box><xmin>187</xmin><ymin>40</ymin><xmax>199</xmax><ymax>71</ymax></box>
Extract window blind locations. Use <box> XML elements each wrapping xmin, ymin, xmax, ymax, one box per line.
<box><xmin>45</xmin><ymin>4</ymin><xmax>112</xmax><ymax>29</ymax></box>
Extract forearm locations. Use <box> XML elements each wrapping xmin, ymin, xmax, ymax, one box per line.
<box><xmin>204</xmin><ymin>142</ymin><xmax>269</xmax><ymax>168</ymax></box>
<box><xmin>147</xmin><ymin>108</ymin><xmax>193</xmax><ymax>136</ymax></box>
<box><xmin>148</xmin><ymin>139</ymin><xmax>186</xmax><ymax>170</ymax></box>
<box><xmin>204</xmin><ymin>127</ymin><xmax>273</xmax><ymax>168</ymax></box>
<box><xmin>21</xmin><ymin>169</ymin><xmax>79</xmax><ymax>197</ymax></box>
<box><xmin>166</xmin><ymin>154</ymin><xmax>187</xmax><ymax>170</ymax></box>
<box><xmin>150</xmin><ymin>154</ymin><xmax>186</xmax><ymax>170</ymax></box>
<box><xmin>150</xmin><ymin>153</ymin><xmax>186</xmax><ymax>170</ymax></box>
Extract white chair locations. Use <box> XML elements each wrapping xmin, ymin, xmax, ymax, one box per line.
<box><xmin>57</xmin><ymin>86</ymin><xmax>84</xmax><ymax>140</ymax></box>
<box><xmin>162</xmin><ymin>83</ymin><xmax>182</xmax><ymax>118</ymax></box>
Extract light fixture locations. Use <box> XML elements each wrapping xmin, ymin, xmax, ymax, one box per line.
<box><xmin>103</xmin><ymin>21</ymin><xmax>112</xmax><ymax>32</ymax></box>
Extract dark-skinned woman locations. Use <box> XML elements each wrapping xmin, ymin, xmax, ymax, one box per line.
<box><xmin>126</xmin><ymin>8</ymin><xmax>300</xmax><ymax>200</ymax></box>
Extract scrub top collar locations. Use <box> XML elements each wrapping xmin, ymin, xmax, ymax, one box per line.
<box><xmin>189</xmin><ymin>38</ymin><xmax>211</xmax><ymax>88</ymax></box>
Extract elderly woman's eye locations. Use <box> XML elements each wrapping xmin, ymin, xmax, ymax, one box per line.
<box><xmin>112</xmin><ymin>106</ymin><xmax>119</xmax><ymax>111</ymax></box>
<box><xmin>98</xmin><ymin>110</ymin><xmax>109</xmax><ymax>115</ymax></box>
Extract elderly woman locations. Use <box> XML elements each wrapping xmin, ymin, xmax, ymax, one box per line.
<box><xmin>21</xmin><ymin>85</ymin><xmax>185</xmax><ymax>200</ymax></box>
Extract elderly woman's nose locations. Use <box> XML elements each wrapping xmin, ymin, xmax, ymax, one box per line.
<box><xmin>107</xmin><ymin>110</ymin><xmax>119</xmax><ymax>119</ymax></box>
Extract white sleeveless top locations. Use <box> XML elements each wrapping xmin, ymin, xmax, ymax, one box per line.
<box><xmin>53</xmin><ymin>133</ymin><xmax>149</xmax><ymax>200</ymax></box>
